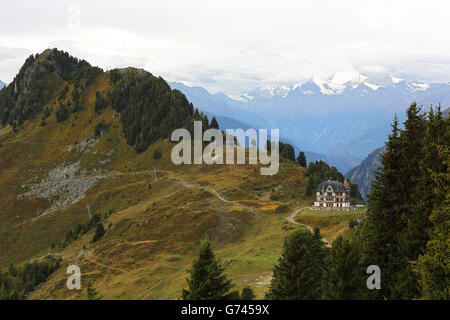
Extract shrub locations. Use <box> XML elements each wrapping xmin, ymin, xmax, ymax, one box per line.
<box><xmin>275</xmin><ymin>204</ymin><xmax>289</xmax><ymax>213</ymax></box>
<box><xmin>92</xmin><ymin>223</ymin><xmax>105</xmax><ymax>242</ymax></box>
<box><xmin>152</xmin><ymin>148</ymin><xmax>162</xmax><ymax>160</ymax></box>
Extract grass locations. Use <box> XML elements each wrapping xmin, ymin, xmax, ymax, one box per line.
<box><xmin>294</xmin><ymin>208</ymin><xmax>365</xmax><ymax>242</ymax></box>
<box><xmin>0</xmin><ymin>69</ymin><xmax>360</xmax><ymax>300</ymax></box>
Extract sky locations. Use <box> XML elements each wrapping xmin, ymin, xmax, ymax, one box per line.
<box><xmin>0</xmin><ymin>0</ymin><xmax>449</xmax><ymax>94</ymax></box>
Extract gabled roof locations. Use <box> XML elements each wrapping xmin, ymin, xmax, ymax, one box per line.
<box><xmin>317</xmin><ymin>180</ymin><xmax>348</xmax><ymax>192</ymax></box>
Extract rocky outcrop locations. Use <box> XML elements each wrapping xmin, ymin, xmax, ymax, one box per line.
<box><xmin>19</xmin><ymin>161</ymin><xmax>105</xmax><ymax>216</ymax></box>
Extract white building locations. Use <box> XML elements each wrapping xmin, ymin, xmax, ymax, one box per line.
<box><xmin>313</xmin><ymin>179</ymin><xmax>350</xmax><ymax>210</ymax></box>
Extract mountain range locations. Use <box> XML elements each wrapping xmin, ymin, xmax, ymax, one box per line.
<box><xmin>0</xmin><ymin>49</ymin><xmax>330</xmax><ymax>299</ymax></box>
<box><xmin>0</xmin><ymin>80</ymin><xmax>6</xmax><ymax>89</ymax></box>
<box><xmin>170</xmin><ymin>82</ymin><xmax>361</xmax><ymax>173</ymax></box>
<box><xmin>170</xmin><ymin>71</ymin><xmax>450</xmax><ymax>172</ymax></box>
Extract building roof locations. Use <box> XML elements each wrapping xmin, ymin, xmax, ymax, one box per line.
<box><xmin>316</xmin><ymin>180</ymin><xmax>348</xmax><ymax>192</ymax></box>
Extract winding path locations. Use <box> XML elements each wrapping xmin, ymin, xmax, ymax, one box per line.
<box><xmin>287</xmin><ymin>206</ymin><xmax>330</xmax><ymax>247</ymax></box>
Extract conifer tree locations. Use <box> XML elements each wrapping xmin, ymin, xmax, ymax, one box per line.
<box><xmin>359</xmin><ymin>113</ymin><xmax>407</xmax><ymax>299</ymax></box>
<box><xmin>182</xmin><ymin>239</ymin><xmax>232</xmax><ymax>300</ymax></box>
<box><xmin>241</xmin><ymin>287</ymin><xmax>256</xmax><ymax>300</ymax></box>
<box><xmin>210</xmin><ymin>117</ymin><xmax>219</xmax><ymax>129</ymax></box>
<box><xmin>297</xmin><ymin>151</ymin><xmax>307</xmax><ymax>167</ymax></box>
<box><xmin>267</xmin><ymin>229</ymin><xmax>328</xmax><ymax>300</ymax></box>
<box><xmin>322</xmin><ymin>236</ymin><xmax>363</xmax><ymax>299</ymax></box>
<box><xmin>92</xmin><ymin>223</ymin><xmax>105</xmax><ymax>243</ymax></box>
<box><xmin>359</xmin><ymin>103</ymin><xmax>446</xmax><ymax>299</ymax></box>
<box><xmin>413</xmin><ymin>107</ymin><xmax>449</xmax><ymax>299</ymax></box>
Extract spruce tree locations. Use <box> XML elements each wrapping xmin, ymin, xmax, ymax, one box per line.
<box><xmin>322</xmin><ymin>236</ymin><xmax>363</xmax><ymax>299</ymax></box>
<box><xmin>297</xmin><ymin>151</ymin><xmax>307</xmax><ymax>167</ymax></box>
<box><xmin>413</xmin><ymin>107</ymin><xmax>449</xmax><ymax>299</ymax></box>
<box><xmin>241</xmin><ymin>287</ymin><xmax>256</xmax><ymax>300</ymax></box>
<box><xmin>359</xmin><ymin>114</ymin><xmax>406</xmax><ymax>299</ymax></box>
<box><xmin>92</xmin><ymin>223</ymin><xmax>105</xmax><ymax>243</ymax></box>
<box><xmin>210</xmin><ymin>117</ymin><xmax>219</xmax><ymax>129</ymax></box>
<box><xmin>182</xmin><ymin>239</ymin><xmax>232</xmax><ymax>300</ymax></box>
<box><xmin>359</xmin><ymin>103</ymin><xmax>446</xmax><ymax>299</ymax></box>
<box><xmin>267</xmin><ymin>229</ymin><xmax>328</xmax><ymax>300</ymax></box>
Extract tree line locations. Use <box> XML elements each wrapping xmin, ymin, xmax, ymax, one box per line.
<box><xmin>182</xmin><ymin>103</ymin><xmax>448</xmax><ymax>300</ymax></box>
<box><xmin>0</xmin><ymin>256</ymin><xmax>61</xmax><ymax>300</ymax></box>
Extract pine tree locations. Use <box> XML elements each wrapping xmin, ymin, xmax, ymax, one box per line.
<box><xmin>279</xmin><ymin>143</ymin><xmax>295</xmax><ymax>161</ymax></box>
<box><xmin>358</xmin><ymin>103</ymin><xmax>446</xmax><ymax>299</ymax></box>
<box><xmin>267</xmin><ymin>229</ymin><xmax>328</xmax><ymax>300</ymax></box>
<box><xmin>182</xmin><ymin>239</ymin><xmax>233</xmax><ymax>300</ymax></box>
<box><xmin>413</xmin><ymin>107</ymin><xmax>449</xmax><ymax>299</ymax></box>
<box><xmin>322</xmin><ymin>236</ymin><xmax>363</xmax><ymax>299</ymax></box>
<box><xmin>359</xmin><ymin>113</ymin><xmax>406</xmax><ymax>299</ymax></box>
<box><xmin>241</xmin><ymin>287</ymin><xmax>256</xmax><ymax>300</ymax></box>
<box><xmin>92</xmin><ymin>223</ymin><xmax>105</xmax><ymax>243</ymax></box>
<box><xmin>210</xmin><ymin>117</ymin><xmax>219</xmax><ymax>129</ymax></box>
<box><xmin>297</xmin><ymin>151</ymin><xmax>307</xmax><ymax>167</ymax></box>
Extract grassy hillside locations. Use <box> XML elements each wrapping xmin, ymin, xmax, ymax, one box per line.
<box><xmin>0</xmin><ymin>49</ymin><xmax>358</xmax><ymax>299</ymax></box>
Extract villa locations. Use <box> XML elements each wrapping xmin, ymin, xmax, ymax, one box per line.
<box><xmin>313</xmin><ymin>179</ymin><xmax>351</xmax><ymax>211</ymax></box>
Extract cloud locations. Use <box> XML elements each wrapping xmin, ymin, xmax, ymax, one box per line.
<box><xmin>0</xmin><ymin>0</ymin><xmax>449</xmax><ymax>93</ymax></box>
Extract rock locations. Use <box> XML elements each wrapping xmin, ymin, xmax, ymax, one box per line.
<box><xmin>19</xmin><ymin>161</ymin><xmax>106</xmax><ymax>215</ymax></box>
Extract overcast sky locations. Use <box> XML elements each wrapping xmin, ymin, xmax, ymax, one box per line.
<box><xmin>0</xmin><ymin>0</ymin><xmax>449</xmax><ymax>94</ymax></box>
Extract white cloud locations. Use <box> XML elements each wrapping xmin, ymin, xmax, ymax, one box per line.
<box><xmin>0</xmin><ymin>0</ymin><xmax>449</xmax><ymax>93</ymax></box>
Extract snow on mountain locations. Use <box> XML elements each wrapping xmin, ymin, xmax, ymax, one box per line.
<box><xmin>328</xmin><ymin>69</ymin><xmax>368</xmax><ymax>85</ymax></box>
<box><xmin>409</xmin><ymin>82</ymin><xmax>430</xmax><ymax>91</ymax></box>
<box><xmin>311</xmin><ymin>76</ymin><xmax>346</xmax><ymax>95</ymax></box>
<box><xmin>170</xmin><ymin>70</ymin><xmax>449</xmax><ymax>166</ymax></box>
<box><xmin>0</xmin><ymin>80</ymin><xmax>6</xmax><ymax>89</ymax></box>
<box><xmin>235</xmin><ymin>71</ymin><xmax>434</xmax><ymax>99</ymax></box>
<box><xmin>232</xmin><ymin>70</ymin><xmax>416</xmax><ymax>99</ymax></box>
<box><xmin>390</xmin><ymin>76</ymin><xmax>403</xmax><ymax>84</ymax></box>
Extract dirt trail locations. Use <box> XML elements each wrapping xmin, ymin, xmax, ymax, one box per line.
<box><xmin>287</xmin><ymin>206</ymin><xmax>330</xmax><ymax>247</ymax></box>
<box><xmin>164</xmin><ymin>171</ymin><xmax>261</xmax><ymax>219</ymax></box>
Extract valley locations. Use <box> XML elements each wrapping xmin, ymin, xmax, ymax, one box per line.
<box><xmin>0</xmin><ymin>50</ymin><xmax>363</xmax><ymax>299</ymax></box>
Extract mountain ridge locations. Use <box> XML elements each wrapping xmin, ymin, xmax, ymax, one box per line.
<box><xmin>0</xmin><ymin>48</ymin><xmax>325</xmax><ymax>299</ymax></box>
<box><xmin>345</xmin><ymin>146</ymin><xmax>385</xmax><ymax>200</ymax></box>
<box><xmin>171</xmin><ymin>74</ymin><xmax>450</xmax><ymax>161</ymax></box>
<box><xmin>169</xmin><ymin>82</ymin><xmax>361</xmax><ymax>173</ymax></box>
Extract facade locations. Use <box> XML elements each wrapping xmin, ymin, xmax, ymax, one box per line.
<box><xmin>313</xmin><ymin>179</ymin><xmax>350</xmax><ymax>210</ymax></box>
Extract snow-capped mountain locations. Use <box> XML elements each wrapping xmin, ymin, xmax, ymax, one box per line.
<box><xmin>0</xmin><ymin>80</ymin><xmax>6</xmax><ymax>89</ymax></box>
<box><xmin>170</xmin><ymin>71</ymin><xmax>450</xmax><ymax>168</ymax></box>
<box><xmin>234</xmin><ymin>72</ymin><xmax>440</xmax><ymax>102</ymax></box>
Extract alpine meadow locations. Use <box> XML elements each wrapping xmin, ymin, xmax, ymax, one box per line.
<box><xmin>0</xmin><ymin>1</ymin><xmax>449</xmax><ymax>307</ymax></box>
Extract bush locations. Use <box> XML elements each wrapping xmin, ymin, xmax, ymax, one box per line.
<box><xmin>241</xmin><ymin>287</ymin><xmax>256</xmax><ymax>300</ymax></box>
<box><xmin>349</xmin><ymin>219</ymin><xmax>359</xmax><ymax>229</ymax></box>
<box><xmin>152</xmin><ymin>148</ymin><xmax>162</xmax><ymax>160</ymax></box>
<box><xmin>94</xmin><ymin>120</ymin><xmax>109</xmax><ymax>137</ymax></box>
<box><xmin>56</xmin><ymin>104</ymin><xmax>69</xmax><ymax>122</ymax></box>
<box><xmin>92</xmin><ymin>223</ymin><xmax>105</xmax><ymax>242</ymax></box>
<box><xmin>275</xmin><ymin>204</ymin><xmax>289</xmax><ymax>213</ymax></box>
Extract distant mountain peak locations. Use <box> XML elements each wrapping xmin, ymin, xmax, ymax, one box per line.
<box><xmin>328</xmin><ymin>69</ymin><xmax>368</xmax><ymax>85</ymax></box>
